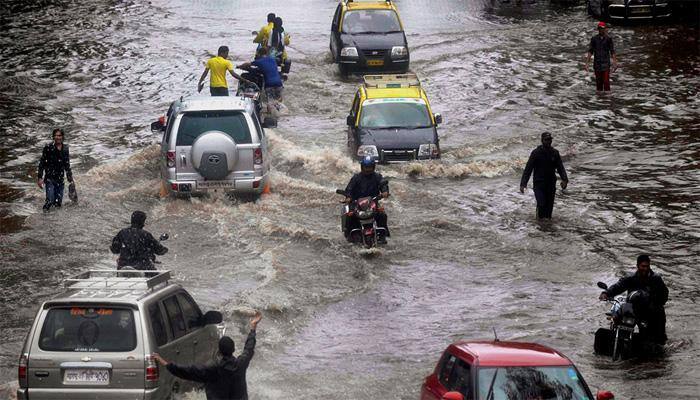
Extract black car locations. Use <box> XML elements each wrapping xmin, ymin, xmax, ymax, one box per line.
<box><xmin>587</xmin><ymin>0</ymin><xmax>672</xmax><ymax>21</ymax></box>
<box><xmin>330</xmin><ymin>0</ymin><xmax>410</xmax><ymax>76</ymax></box>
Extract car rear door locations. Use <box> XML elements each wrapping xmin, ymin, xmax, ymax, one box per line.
<box><xmin>27</xmin><ymin>305</ymin><xmax>146</xmax><ymax>400</ymax></box>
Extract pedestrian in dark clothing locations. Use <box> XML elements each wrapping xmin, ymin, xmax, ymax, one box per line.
<box><xmin>37</xmin><ymin>128</ymin><xmax>73</xmax><ymax>211</ymax></box>
<box><xmin>343</xmin><ymin>156</ymin><xmax>390</xmax><ymax>241</ymax></box>
<box><xmin>585</xmin><ymin>21</ymin><xmax>618</xmax><ymax>92</ymax></box>
<box><xmin>110</xmin><ymin>211</ymin><xmax>168</xmax><ymax>270</ymax></box>
<box><xmin>520</xmin><ymin>132</ymin><xmax>569</xmax><ymax>219</ymax></box>
<box><xmin>153</xmin><ymin>312</ymin><xmax>262</xmax><ymax>400</ymax></box>
<box><xmin>599</xmin><ymin>255</ymin><xmax>669</xmax><ymax>344</ymax></box>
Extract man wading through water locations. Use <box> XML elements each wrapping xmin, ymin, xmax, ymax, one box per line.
<box><xmin>153</xmin><ymin>311</ymin><xmax>262</xmax><ymax>400</ymax></box>
<box><xmin>585</xmin><ymin>21</ymin><xmax>618</xmax><ymax>92</ymax></box>
<box><xmin>520</xmin><ymin>132</ymin><xmax>569</xmax><ymax>219</ymax></box>
<box><xmin>37</xmin><ymin>128</ymin><xmax>73</xmax><ymax>212</ymax></box>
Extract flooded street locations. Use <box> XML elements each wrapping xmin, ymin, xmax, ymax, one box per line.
<box><xmin>1</xmin><ymin>0</ymin><xmax>699</xmax><ymax>399</ymax></box>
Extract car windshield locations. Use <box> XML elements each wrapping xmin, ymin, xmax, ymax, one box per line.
<box><xmin>39</xmin><ymin>307</ymin><xmax>137</xmax><ymax>352</ymax></box>
<box><xmin>478</xmin><ymin>367</ymin><xmax>592</xmax><ymax>400</ymax></box>
<box><xmin>360</xmin><ymin>100</ymin><xmax>432</xmax><ymax>129</ymax></box>
<box><xmin>176</xmin><ymin>111</ymin><xmax>252</xmax><ymax>146</ymax></box>
<box><xmin>342</xmin><ymin>10</ymin><xmax>401</xmax><ymax>34</ymax></box>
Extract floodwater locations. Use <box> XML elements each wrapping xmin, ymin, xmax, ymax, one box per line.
<box><xmin>1</xmin><ymin>0</ymin><xmax>699</xmax><ymax>399</ymax></box>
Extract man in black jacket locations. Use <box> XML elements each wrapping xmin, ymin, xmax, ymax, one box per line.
<box><xmin>343</xmin><ymin>156</ymin><xmax>390</xmax><ymax>242</ymax></box>
<box><xmin>153</xmin><ymin>312</ymin><xmax>262</xmax><ymax>400</ymax></box>
<box><xmin>110</xmin><ymin>211</ymin><xmax>168</xmax><ymax>270</ymax></box>
<box><xmin>37</xmin><ymin>128</ymin><xmax>73</xmax><ymax>211</ymax></box>
<box><xmin>519</xmin><ymin>132</ymin><xmax>569</xmax><ymax>219</ymax></box>
<box><xmin>599</xmin><ymin>255</ymin><xmax>669</xmax><ymax>344</ymax></box>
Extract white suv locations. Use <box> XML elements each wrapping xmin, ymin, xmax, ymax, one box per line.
<box><xmin>151</xmin><ymin>96</ymin><xmax>271</xmax><ymax>197</ymax></box>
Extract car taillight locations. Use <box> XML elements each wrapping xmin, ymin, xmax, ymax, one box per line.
<box><xmin>254</xmin><ymin>148</ymin><xmax>263</xmax><ymax>165</ymax></box>
<box><xmin>171</xmin><ymin>183</ymin><xmax>178</xmax><ymax>191</ymax></box>
<box><xmin>145</xmin><ymin>354</ymin><xmax>159</xmax><ymax>382</ymax></box>
<box><xmin>18</xmin><ymin>353</ymin><xmax>28</xmax><ymax>385</ymax></box>
<box><xmin>167</xmin><ymin>151</ymin><xmax>176</xmax><ymax>168</ymax></box>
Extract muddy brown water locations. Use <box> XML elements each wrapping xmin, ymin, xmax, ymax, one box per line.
<box><xmin>1</xmin><ymin>0</ymin><xmax>699</xmax><ymax>399</ymax></box>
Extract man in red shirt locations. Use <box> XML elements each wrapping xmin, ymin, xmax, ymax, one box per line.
<box><xmin>585</xmin><ymin>22</ymin><xmax>618</xmax><ymax>91</ymax></box>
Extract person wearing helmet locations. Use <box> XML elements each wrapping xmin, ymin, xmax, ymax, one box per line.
<box><xmin>110</xmin><ymin>211</ymin><xmax>168</xmax><ymax>270</ymax></box>
<box><xmin>584</xmin><ymin>21</ymin><xmax>618</xmax><ymax>91</ymax></box>
<box><xmin>343</xmin><ymin>156</ymin><xmax>390</xmax><ymax>242</ymax></box>
<box><xmin>599</xmin><ymin>255</ymin><xmax>669</xmax><ymax>344</ymax></box>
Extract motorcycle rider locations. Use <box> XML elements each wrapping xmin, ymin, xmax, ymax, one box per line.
<box><xmin>253</xmin><ymin>13</ymin><xmax>276</xmax><ymax>55</ymax></box>
<box><xmin>343</xmin><ymin>155</ymin><xmax>390</xmax><ymax>243</ymax></box>
<box><xmin>110</xmin><ymin>211</ymin><xmax>168</xmax><ymax>270</ymax></box>
<box><xmin>599</xmin><ymin>254</ymin><xmax>669</xmax><ymax>344</ymax></box>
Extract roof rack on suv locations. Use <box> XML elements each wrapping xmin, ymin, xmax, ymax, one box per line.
<box><xmin>345</xmin><ymin>0</ymin><xmax>392</xmax><ymax>4</ymax></box>
<box><xmin>65</xmin><ymin>270</ymin><xmax>172</xmax><ymax>292</ymax></box>
<box><xmin>363</xmin><ymin>73</ymin><xmax>420</xmax><ymax>89</ymax></box>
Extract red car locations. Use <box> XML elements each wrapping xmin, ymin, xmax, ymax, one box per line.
<box><xmin>420</xmin><ymin>340</ymin><xmax>615</xmax><ymax>400</ymax></box>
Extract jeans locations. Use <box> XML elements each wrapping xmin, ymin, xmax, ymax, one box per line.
<box><xmin>533</xmin><ymin>184</ymin><xmax>556</xmax><ymax>219</ymax></box>
<box><xmin>210</xmin><ymin>87</ymin><xmax>229</xmax><ymax>96</ymax></box>
<box><xmin>43</xmin><ymin>179</ymin><xmax>64</xmax><ymax>210</ymax></box>
<box><xmin>595</xmin><ymin>69</ymin><xmax>611</xmax><ymax>91</ymax></box>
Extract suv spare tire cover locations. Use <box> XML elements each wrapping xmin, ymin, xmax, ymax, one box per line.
<box><xmin>191</xmin><ymin>130</ymin><xmax>238</xmax><ymax>181</ymax></box>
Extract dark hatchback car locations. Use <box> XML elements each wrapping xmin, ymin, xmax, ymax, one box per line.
<box><xmin>347</xmin><ymin>74</ymin><xmax>441</xmax><ymax>163</ymax></box>
<box><xmin>587</xmin><ymin>0</ymin><xmax>672</xmax><ymax>21</ymax></box>
<box><xmin>330</xmin><ymin>0</ymin><xmax>410</xmax><ymax>76</ymax></box>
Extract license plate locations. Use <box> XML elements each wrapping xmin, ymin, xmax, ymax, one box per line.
<box><xmin>198</xmin><ymin>180</ymin><xmax>234</xmax><ymax>189</ymax></box>
<box><xmin>64</xmin><ymin>369</ymin><xmax>110</xmax><ymax>385</ymax></box>
<box><xmin>367</xmin><ymin>59</ymin><xmax>384</xmax><ymax>67</ymax></box>
<box><xmin>630</xmin><ymin>6</ymin><xmax>650</xmax><ymax>13</ymax></box>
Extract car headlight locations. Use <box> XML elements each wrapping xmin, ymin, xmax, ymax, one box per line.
<box><xmin>341</xmin><ymin>47</ymin><xmax>359</xmax><ymax>58</ymax></box>
<box><xmin>357</xmin><ymin>145</ymin><xmax>378</xmax><ymax>157</ymax></box>
<box><xmin>391</xmin><ymin>46</ymin><xmax>408</xmax><ymax>58</ymax></box>
<box><xmin>418</xmin><ymin>143</ymin><xmax>438</xmax><ymax>158</ymax></box>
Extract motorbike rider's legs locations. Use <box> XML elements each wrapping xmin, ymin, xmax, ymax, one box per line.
<box><xmin>376</xmin><ymin>212</ymin><xmax>389</xmax><ymax>243</ymax></box>
<box><xmin>644</xmin><ymin>307</ymin><xmax>667</xmax><ymax>345</ymax></box>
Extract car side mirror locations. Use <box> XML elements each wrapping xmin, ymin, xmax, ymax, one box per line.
<box><xmin>596</xmin><ymin>390</ymin><xmax>615</xmax><ymax>400</ymax></box>
<box><xmin>150</xmin><ymin>116</ymin><xmax>166</xmax><ymax>132</ymax></box>
<box><xmin>442</xmin><ymin>392</ymin><xmax>464</xmax><ymax>400</ymax></box>
<box><xmin>203</xmin><ymin>311</ymin><xmax>223</xmax><ymax>325</ymax></box>
<box><xmin>159</xmin><ymin>233</ymin><xmax>169</xmax><ymax>241</ymax></box>
<box><xmin>346</xmin><ymin>115</ymin><xmax>354</xmax><ymax>126</ymax></box>
<box><xmin>434</xmin><ymin>113</ymin><xmax>443</xmax><ymax>125</ymax></box>
<box><xmin>335</xmin><ymin>189</ymin><xmax>346</xmax><ymax>195</ymax></box>
<box><xmin>597</xmin><ymin>281</ymin><xmax>608</xmax><ymax>290</ymax></box>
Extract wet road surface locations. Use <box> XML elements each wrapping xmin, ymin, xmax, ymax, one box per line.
<box><xmin>1</xmin><ymin>0</ymin><xmax>699</xmax><ymax>398</ymax></box>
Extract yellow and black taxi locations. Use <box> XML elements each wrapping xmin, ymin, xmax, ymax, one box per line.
<box><xmin>330</xmin><ymin>0</ymin><xmax>409</xmax><ymax>76</ymax></box>
<box><xmin>346</xmin><ymin>74</ymin><xmax>442</xmax><ymax>163</ymax></box>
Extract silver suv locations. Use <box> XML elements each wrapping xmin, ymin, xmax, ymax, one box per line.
<box><xmin>17</xmin><ymin>270</ymin><xmax>224</xmax><ymax>400</ymax></box>
<box><xmin>151</xmin><ymin>96</ymin><xmax>271</xmax><ymax>197</ymax></box>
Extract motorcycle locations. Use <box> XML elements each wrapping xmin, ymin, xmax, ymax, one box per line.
<box><xmin>335</xmin><ymin>189</ymin><xmax>388</xmax><ymax>249</ymax></box>
<box><xmin>594</xmin><ymin>281</ymin><xmax>647</xmax><ymax>361</ymax></box>
<box><xmin>237</xmin><ymin>64</ymin><xmax>285</xmax><ymax>128</ymax></box>
<box><xmin>117</xmin><ymin>233</ymin><xmax>169</xmax><ymax>272</ymax></box>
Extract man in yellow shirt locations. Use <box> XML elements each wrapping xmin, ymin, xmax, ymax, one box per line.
<box><xmin>197</xmin><ymin>46</ymin><xmax>246</xmax><ymax>96</ymax></box>
<box><xmin>253</xmin><ymin>13</ymin><xmax>275</xmax><ymax>57</ymax></box>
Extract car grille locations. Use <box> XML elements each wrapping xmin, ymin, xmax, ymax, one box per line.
<box><xmin>381</xmin><ymin>149</ymin><xmax>416</xmax><ymax>162</ymax></box>
<box><xmin>362</xmin><ymin>49</ymin><xmax>387</xmax><ymax>58</ymax></box>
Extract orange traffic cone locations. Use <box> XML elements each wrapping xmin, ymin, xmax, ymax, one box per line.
<box><xmin>262</xmin><ymin>183</ymin><xmax>271</xmax><ymax>195</ymax></box>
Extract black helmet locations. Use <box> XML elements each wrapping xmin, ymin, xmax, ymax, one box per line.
<box><xmin>131</xmin><ymin>211</ymin><xmax>147</xmax><ymax>228</ymax></box>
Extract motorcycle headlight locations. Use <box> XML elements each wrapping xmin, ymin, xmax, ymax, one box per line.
<box><xmin>418</xmin><ymin>143</ymin><xmax>438</xmax><ymax>158</ymax></box>
<box><xmin>340</xmin><ymin>47</ymin><xmax>359</xmax><ymax>58</ymax></box>
<box><xmin>391</xmin><ymin>46</ymin><xmax>407</xmax><ymax>58</ymax></box>
<box><xmin>623</xmin><ymin>317</ymin><xmax>635</xmax><ymax>326</ymax></box>
<box><xmin>357</xmin><ymin>145</ymin><xmax>378</xmax><ymax>157</ymax></box>
<box><xmin>357</xmin><ymin>210</ymin><xmax>373</xmax><ymax>219</ymax></box>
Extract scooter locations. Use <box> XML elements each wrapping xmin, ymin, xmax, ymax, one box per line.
<box><xmin>335</xmin><ymin>189</ymin><xmax>387</xmax><ymax>249</ymax></box>
<box><xmin>117</xmin><ymin>233</ymin><xmax>169</xmax><ymax>272</ymax></box>
<box><xmin>594</xmin><ymin>281</ymin><xmax>647</xmax><ymax>361</ymax></box>
<box><xmin>236</xmin><ymin>65</ymin><xmax>281</xmax><ymax>128</ymax></box>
